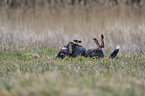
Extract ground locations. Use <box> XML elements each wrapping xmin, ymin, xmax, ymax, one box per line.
<box><xmin>0</xmin><ymin>46</ymin><xmax>145</xmax><ymax>96</ymax></box>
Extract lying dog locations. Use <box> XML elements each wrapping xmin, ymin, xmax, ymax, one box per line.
<box><xmin>56</xmin><ymin>34</ymin><xmax>119</xmax><ymax>59</ymax></box>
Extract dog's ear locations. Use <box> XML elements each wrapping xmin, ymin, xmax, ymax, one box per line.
<box><xmin>73</xmin><ymin>39</ymin><xmax>78</xmax><ymax>43</ymax></box>
<box><xmin>73</xmin><ymin>39</ymin><xmax>82</xmax><ymax>43</ymax></box>
<box><xmin>78</xmin><ymin>40</ymin><xmax>82</xmax><ymax>43</ymax></box>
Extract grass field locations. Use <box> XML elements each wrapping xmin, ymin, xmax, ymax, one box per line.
<box><xmin>0</xmin><ymin>46</ymin><xmax>145</xmax><ymax>96</ymax></box>
<box><xmin>0</xmin><ymin>4</ymin><xmax>145</xmax><ymax>96</ymax></box>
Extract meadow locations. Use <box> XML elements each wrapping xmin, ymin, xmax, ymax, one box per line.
<box><xmin>0</xmin><ymin>2</ymin><xmax>145</xmax><ymax>96</ymax></box>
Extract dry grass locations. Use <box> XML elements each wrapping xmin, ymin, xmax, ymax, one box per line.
<box><xmin>0</xmin><ymin>5</ymin><xmax>145</xmax><ymax>52</ymax></box>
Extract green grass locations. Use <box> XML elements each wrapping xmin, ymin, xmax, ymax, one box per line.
<box><xmin>0</xmin><ymin>46</ymin><xmax>145</xmax><ymax>96</ymax></box>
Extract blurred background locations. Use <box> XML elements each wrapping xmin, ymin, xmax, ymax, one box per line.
<box><xmin>0</xmin><ymin>0</ymin><xmax>145</xmax><ymax>52</ymax></box>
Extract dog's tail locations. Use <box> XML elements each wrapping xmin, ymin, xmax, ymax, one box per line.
<box><xmin>109</xmin><ymin>45</ymin><xmax>120</xmax><ymax>59</ymax></box>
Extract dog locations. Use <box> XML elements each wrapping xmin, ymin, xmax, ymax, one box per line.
<box><xmin>56</xmin><ymin>34</ymin><xmax>120</xmax><ymax>59</ymax></box>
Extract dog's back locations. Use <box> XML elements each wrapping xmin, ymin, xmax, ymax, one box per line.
<box><xmin>85</xmin><ymin>48</ymin><xmax>104</xmax><ymax>58</ymax></box>
<box><xmin>70</xmin><ymin>45</ymin><xmax>86</xmax><ymax>57</ymax></box>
